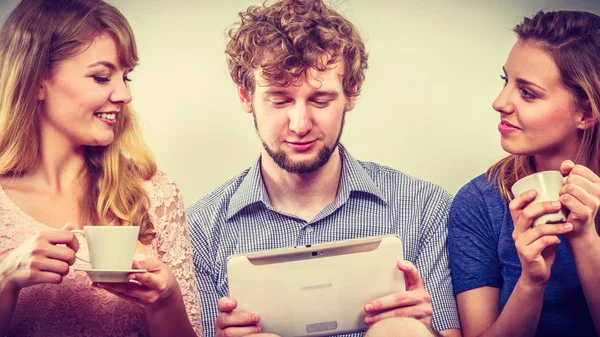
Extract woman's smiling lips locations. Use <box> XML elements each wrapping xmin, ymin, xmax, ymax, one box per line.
<box><xmin>95</xmin><ymin>111</ymin><xmax>118</xmax><ymax>127</ymax></box>
<box><xmin>498</xmin><ymin>120</ymin><xmax>520</xmax><ymax>135</ymax></box>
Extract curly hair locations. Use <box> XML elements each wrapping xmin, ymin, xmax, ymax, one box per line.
<box><xmin>225</xmin><ymin>0</ymin><xmax>368</xmax><ymax>99</ymax></box>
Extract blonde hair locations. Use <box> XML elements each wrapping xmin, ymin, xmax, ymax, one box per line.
<box><xmin>0</xmin><ymin>0</ymin><xmax>157</xmax><ymax>243</ymax></box>
<box><xmin>488</xmin><ymin>10</ymin><xmax>600</xmax><ymax>232</ymax></box>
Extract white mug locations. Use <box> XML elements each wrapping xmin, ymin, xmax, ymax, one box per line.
<box><xmin>511</xmin><ymin>170</ymin><xmax>567</xmax><ymax>226</ymax></box>
<box><xmin>71</xmin><ymin>226</ymin><xmax>140</xmax><ymax>270</ymax></box>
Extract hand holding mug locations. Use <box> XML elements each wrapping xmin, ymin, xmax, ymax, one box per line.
<box><xmin>510</xmin><ymin>190</ymin><xmax>573</xmax><ymax>286</ymax></box>
<box><xmin>0</xmin><ymin>223</ymin><xmax>78</xmax><ymax>291</ymax></box>
<box><xmin>511</xmin><ymin>170</ymin><xmax>567</xmax><ymax>226</ymax></box>
<box><xmin>559</xmin><ymin>160</ymin><xmax>600</xmax><ymax>239</ymax></box>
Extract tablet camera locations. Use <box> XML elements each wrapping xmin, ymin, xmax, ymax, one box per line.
<box><xmin>311</xmin><ymin>251</ymin><xmax>318</xmax><ymax>256</ymax></box>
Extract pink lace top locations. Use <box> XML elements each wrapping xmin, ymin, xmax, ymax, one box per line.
<box><xmin>0</xmin><ymin>171</ymin><xmax>202</xmax><ymax>337</ymax></box>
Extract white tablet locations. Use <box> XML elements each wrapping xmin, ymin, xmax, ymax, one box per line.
<box><xmin>226</xmin><ymin>235</ymin><xmax>405</xmax><ymax>337</ymax></box>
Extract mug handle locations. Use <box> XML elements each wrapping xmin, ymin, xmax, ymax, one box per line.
<box><xmin>70</xmin><ymin>230</ymin><xmax>91</xmax><ymax>263</ymax></box>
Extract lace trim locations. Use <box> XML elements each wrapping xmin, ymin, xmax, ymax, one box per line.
<box><xmin>0</xmin><ymin>171</ymin><xmax>202</xmax><ymax>336</ymax></box>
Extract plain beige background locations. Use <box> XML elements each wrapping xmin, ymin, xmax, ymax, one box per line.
<box><xmin>1</xmin><ymin>0</ymin><xmax>599</xmax><ymax>206</ymax></box>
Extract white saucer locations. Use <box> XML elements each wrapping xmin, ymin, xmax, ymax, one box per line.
<box><xmin>75</xmin><ymin>268</ymin><xmax>147</xmax><ymax>283</ymax></box>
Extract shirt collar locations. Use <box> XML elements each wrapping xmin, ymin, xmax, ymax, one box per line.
<box><xmin>226</xmin><ymin>144</ymin><xmax>387</xmax><ymax>220</ymax></box>
<box><xmin>336</xmin><ymin>144</ymin><xmax>387</xmax><ymax>205</ymax></box>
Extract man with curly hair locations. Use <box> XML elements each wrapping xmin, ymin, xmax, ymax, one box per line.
<box><xmin>187</xmin><ymin>0</ymin><xmax>461</xmax><ymax>336</ymax></box>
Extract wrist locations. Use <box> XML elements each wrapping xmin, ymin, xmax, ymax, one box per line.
<box><xmin>145</xmin><ymin>284</ymin><xmax>182</xmax><ymax>314</ymax></box>
<box><xmin>0</xmin><ymin>276</ymin><xmax>20</xmax><ymax>300</ymax></box>
<box><xmin>516</xmin><ymin>276</ymin><xmax>548</xmax><ymax>293</ymax></box>
<box><xmin>567</xmin><ymin>230</ymin><xmax>600</xmax><ymax>252</ymax></box>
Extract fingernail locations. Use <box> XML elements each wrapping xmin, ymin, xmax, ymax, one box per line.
<box><xmin>527</xmin><ymin>190</ymin><xmax>536</xmax><ymax>197</ymax></box>
<box><xmin>255</xmin><ymin>326</ymin><xmax>262</xmax><ymax>333</ymax></box>
<box><xmin>227</xmin><ymin>299</ymin><xmax>234</xmax><ymax>307</ymax></box>
<box><xmin>365</xmin><ymin>316</ymin><xmax>372</xmax><ymax>324</ymax></box>
<box><xmin>365</xmin><ymin>303</ymin><xmax>373</xmax><ymax>312</ymax></box>
<box><xmin>252</xmin><ymin>314</ymin><xmax>259</xmax><ymax>323</ymax></box>
<box><xmin>564</xmin><ymin>223</ymin><xmax>573</xmax><ymax>230</ymax></box>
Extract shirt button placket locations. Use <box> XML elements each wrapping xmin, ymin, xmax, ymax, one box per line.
<box><xmin>298</xmin><ymin>224</ymin><xmax>315</xmax><ymax>247</ymax></box>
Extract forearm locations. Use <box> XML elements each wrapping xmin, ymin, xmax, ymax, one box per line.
<box><xmin>480</xmin><ymin>279</ymin><xmax>544</xmax><ymax>337</ymax></box>
<box><xmin>0</xmin><ymin>279</ymin><xmax>19</xmax><ymax>335</ymax></box>
<box><xmin>145</xmin><ymin>287</ymin><xmax>197</xmax><ymax>337</ymax></box>
<box><xmin>569</xmin><ymin>233</ymin><xmax>600</xmax><ymax>335</ymax></box>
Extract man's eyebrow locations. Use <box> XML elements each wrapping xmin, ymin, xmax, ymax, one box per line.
<box><xmin>263</xmin><ymin>90</ymin><xmax>290</xmax><ymax>96</ymax></box>
<box><xmin>312</xmin><ymin>91</ymin><xmax>339</xmax><ymax>97</ymax></box>
<box><xmin>262</xmin><ymin>90</ymin><xmax>340</xmax><ymax>98</ymax></box>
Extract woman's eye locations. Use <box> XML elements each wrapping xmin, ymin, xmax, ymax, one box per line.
<box><xmin>93</xmin><ymin>76</ymin><xmax>110</xmax><ymax>83</ymax></box>
<box><xmin>520</xmin><ymin>88</ymin><xmax>536</xmax><ymax>100</ymax></box>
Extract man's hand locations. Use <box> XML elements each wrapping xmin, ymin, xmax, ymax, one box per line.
<box><xmin>363</xmin><ymin>260</ymin><xmax>433</xmax><ymax>329</ymax></box>
<box><xmin>215</xmin><ymin>296</ymin><xmax>263</xmax><ymax>337</ymax></box>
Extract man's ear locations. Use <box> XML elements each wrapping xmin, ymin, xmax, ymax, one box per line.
<box><xmin>344</xmin><ymin>87</ymin><xmax>358</xmax><ymax>112</ymax></box>
<box><xmin>237</xmin><ymin>86</ymin><xmax>253</xmax><ymax>114</ymax></box>
<box><xmin>576</xmin><ymin>100</ymin><xmax>597</xmax><ymax>130</ymax></box>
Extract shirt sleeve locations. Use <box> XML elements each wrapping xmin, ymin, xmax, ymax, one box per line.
<box><xmin>415</xmin><ymin>188</ymin><xmax>461</xmax><ymax>331</ymax></box>
<box><xmin>187</xmin><ymin>209</ymin><xmax>221</xmax><ymax>337</ymax></box>
<box><xmin>448</xmin><ymin>178</ymin><xmax>502</xmax><ymax>295</ymax></box>
<box><xmin>148</xmin><ymin>171</ymin><xmax>203</xmax><ymax>336</ymax></box>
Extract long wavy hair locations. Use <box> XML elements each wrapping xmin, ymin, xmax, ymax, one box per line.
<box><xmin>487</xmin><ymin>10</ymin><xmax>600</xmax><ymax>231</ymax></box>
<box><xmin>0</xmin><ymin>0</ymin><xmax>157</xmax><ymax>243</ymax></box>
<box><xmin>225</xmin><ymin>0</ymin><xmax>368</xmax><ymax>100</ymax></box>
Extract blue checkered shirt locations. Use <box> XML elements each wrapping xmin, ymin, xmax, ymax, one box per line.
<box><xmin>187</xmin><ymin>145</ymin><xmax>460</xmax><ymax>336</ymax></box>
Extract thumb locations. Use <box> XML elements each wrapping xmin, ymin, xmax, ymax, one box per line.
<box><xmin>61</xmin><ymin>222</ymin><xmax>76</xmax><ymax>231</ymax></box>
<box><xmin>560</xmin><ymin>160</ymin><xmax>575</xmax><ymax>176</ymax></box>
<box><xmin>134</xmin><ymin>258</ymin><xmax>162</xmax><ymax>272</ymax></box>
<box><xmin>396</xmin><ymin>260</ymin><xmax>425</xmax><ymax>291</ymax></box>
<box><xmin>131</xmin><ymin>260</ymin><xmax>142</xmax><ymax>269</ymax></box>
<box><xmin>60</xmin><ymin>222</ymin><xmax>79</xmax><ymax>253</ymax></box>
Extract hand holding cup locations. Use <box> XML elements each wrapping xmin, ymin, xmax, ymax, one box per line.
<box><xmin>558</xmin><ymin>160</ymin><xmax>600</xmax><ymax>239</ymax></box>
<box><xmin>0</xmin><ymin>223</ymin><xmax>78</xmax><ymax>291</ymax></box>
<box><xmin>92</xmin><ymin>258</ymin><xmax>181</xmax><ymax>308</ymax></box>
<box><xmin>511</xmin><ymin>170</ymin><xmax>567</xmax><ymax>226</ymax></box>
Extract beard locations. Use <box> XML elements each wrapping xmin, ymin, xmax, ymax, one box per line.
<box><xmin>253</xmin><ymin>111</ymin><xmax>345</xmax><ymax>174</ymax></box>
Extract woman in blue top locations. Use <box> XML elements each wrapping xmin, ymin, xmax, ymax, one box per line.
<box><xmin>448</xmin><ymin>10</ymin><xmax>600</xmax><ymax>337</ymax></box>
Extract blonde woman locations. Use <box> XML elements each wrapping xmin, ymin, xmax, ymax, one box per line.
<box><xmin>0</xmin><ymin>0</ymin><xmax>201</xmax><ymax>336</ymax></box>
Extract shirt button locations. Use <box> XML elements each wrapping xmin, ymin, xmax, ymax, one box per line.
<box><xmin>306</xmin><ymin>225</ymin><xmax>314</xmax><ymax>233</ymax></box>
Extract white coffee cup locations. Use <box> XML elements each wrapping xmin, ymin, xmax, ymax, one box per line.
<box><xmin>511</xmin><ymin>170</ymin><xmax>567</xmax><ymax>226</ymax></box>
<box><xmin>71</xmin><ymin>226</ymin><xmax>140</xmax><ymax>270</ymax></box>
